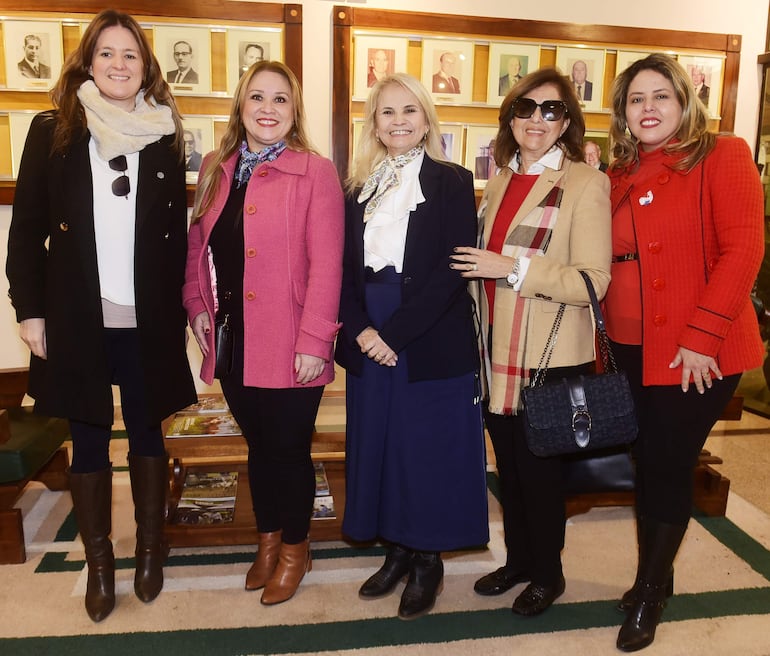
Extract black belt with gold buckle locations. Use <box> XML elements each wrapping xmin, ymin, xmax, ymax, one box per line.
<box><xmin>612</xmin><ymin>253</ymin><xmax>638</xmax><ymax>263</ymax></box>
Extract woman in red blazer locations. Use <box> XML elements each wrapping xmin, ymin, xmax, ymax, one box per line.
<box><xmin>605</xmin><ymin>53</ymin><xmax>764</xmax><ymax>652</ymax></box>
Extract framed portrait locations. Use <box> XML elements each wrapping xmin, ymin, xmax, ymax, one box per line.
<box><xmin>226</xmin><ymin>27</ymin><xmax>283</xmax><ymax>96</ymax></box>
<box><xmin>182</xmin><ymin>116</ymin><xmax>215</xmax><ymax>184</ymax></box>
<box><xmin>487</xmin><ymin>43</ymin><xmax>541</xmax><ymax>105</ymax></box>
<box><xmin>422</xmin><ymin>39</ymin><xmax>474</xmax><ymax>105</ymax></box>
<box><xmin>584</xmin><ymin>130</ymin><xmax>611</xmax><ymax>172</ymax></box>
<box><xmin>677</xmin><ymin>54</ymin><xmax>724</xmax><ymax>118</ymax></box>
<box><xmin>154</xmin><ymin>25</ymin><xmax>212</xmax><ymax>95</ymax></box>
<box><xmin>615</xmin><ymin>50</ymin><xmax>653</xmax><ymax>76</ymax></box>
<box><xmin>3</xmin><ymin>20</ymin><xmax>63</xmax><ymax>92</ymax></box>
<box><xmin>464</xmin><ymin>125</ymin><xmax>498</xmax><ymax>189</ymax></box>
<box><xmin>9</xmin><ymin>111</ymin><xmax>37</xmax><ymax>178</ymax></box>
<box><xmin>438</xmin><ymin>123</ymin><xmax>464</xmax><ymax>165</ymax></box>
<box><xmin>352</xmin><ymin>34</ymin><xmax>408</xmax><ymax>100</ymax></box>
<box><xmin>351</xmin><ymin>118</ymin><xmax>365</xmax><ymax>159</ymax></box>
<box><xmin>556</xmin><ymin>46</ymin><xmax>606</xmax><ymax>111</ymax></box>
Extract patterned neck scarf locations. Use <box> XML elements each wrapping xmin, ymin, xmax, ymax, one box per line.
<box><xmin>358</xmin><ymin>146</ymin><xmax>423</xmax><ymax>221</ymax></box>
<box><xmin>235</xmin><ymin>140</ymin><xmax>286</xmax><ymax>188</ymax></box>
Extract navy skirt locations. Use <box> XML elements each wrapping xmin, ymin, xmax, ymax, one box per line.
<box><xmin>342</xmin><ymin>267</ymin><xmax>489</xmax><ymax>551</ymax></box>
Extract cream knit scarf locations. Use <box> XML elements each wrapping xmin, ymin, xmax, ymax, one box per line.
<box><xmin>76</xmin><ymin>80</ymin><xmax>176</xmax><ymax>161</ymax></box>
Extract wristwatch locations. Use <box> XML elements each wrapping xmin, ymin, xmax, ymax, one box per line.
<box><xmin>506</xmin><ymin>258</ymin><xmax>521</xmax><ymax>287</ymax></box>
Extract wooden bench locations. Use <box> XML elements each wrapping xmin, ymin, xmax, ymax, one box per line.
<box><xmin>0</xmin><ymin>368</ymin><xmax>70</xmax><ymax>564</ymax></box>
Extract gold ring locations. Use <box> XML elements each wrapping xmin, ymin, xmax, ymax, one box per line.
<box><xmin>472</xmin><ymin>263</ymin><xmax>478</xmax><ymax>271</ymax></box>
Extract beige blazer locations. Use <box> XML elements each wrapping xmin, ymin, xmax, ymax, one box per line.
<box><xmin>476</xmin><ymin>157</ymin><xmax>612</xmax><ymax>377</ymax></box>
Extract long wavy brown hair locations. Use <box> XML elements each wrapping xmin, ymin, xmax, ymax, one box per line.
<box><xmin>50</xmin><ymin>9</ymin><xmax>182</xmax><ymax>155</ymax></box>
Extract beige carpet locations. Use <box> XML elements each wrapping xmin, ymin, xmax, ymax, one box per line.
<box><xmin>3</xmin><ymin>439</ymin><xmax>770</xmax><ymax>656</ymax></box>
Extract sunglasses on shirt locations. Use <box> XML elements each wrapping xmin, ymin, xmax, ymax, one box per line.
<box><xmin>109</xmin><ymin>155</ymin><xmax>130</xmax><ymax>198</ymax></box>
<box><xmin>510</xmin><ymin>98</ymin><xmax>568</xmax><ymax>122</ymax></box>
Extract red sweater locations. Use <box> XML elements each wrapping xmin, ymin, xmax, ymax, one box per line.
<box><xmin>605</xmin><ymin>136</ymin><xmax>764</xmax><ymax>385</ymax></box>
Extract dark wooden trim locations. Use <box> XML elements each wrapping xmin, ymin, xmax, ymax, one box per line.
<box><xmin>332</xmin><ymin>5</ymin><xmax>742</xmax><ymax>177</ymax></box>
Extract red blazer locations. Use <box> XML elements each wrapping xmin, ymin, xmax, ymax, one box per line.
<box><xmin>607</xmin><ymin>136</ymin><xmax>764</xmax><ymax>385</ymax></box>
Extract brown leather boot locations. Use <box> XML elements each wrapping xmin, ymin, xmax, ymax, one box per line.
<box><xmin>245</xmin><ymin>530</ymin><xmax>282</xmax><ymax>590</ymax></box>
<box><xmin>70</xmin><ymin>467</ymin><xmax>115</xmax><ymax>622</ymax></box>
<box><xmin>128</xmin><ymin>453</ymin><xmax>170</xmax><ymax>603</ymax></box>
<box><xmin>261</xmin><ymin>538</ymin><xmax>312</xmax><ymax>605</ymax></box>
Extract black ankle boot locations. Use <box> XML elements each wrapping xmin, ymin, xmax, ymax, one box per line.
<box><xmin>359</xmin><ymin>544</ymin><xmax>412</xmax><ymax>599</ymax></box>
<box><xmin>616</xmin><ymin>520</ymin><xmax>687</xmax><ymax>652</ymax></box>
<box><xmin>398</xmin><ymin>551</ymin><xmax>443</xmax><ymax>620</ymax></box>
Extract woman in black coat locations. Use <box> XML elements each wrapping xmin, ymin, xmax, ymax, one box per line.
<box><xmin>6</xmin><ymin>10</ymin><xmax>196</xmax><ymax>622</ymax></box>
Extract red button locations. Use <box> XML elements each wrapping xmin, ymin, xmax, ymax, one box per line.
<box><xmin>245</xmin><ymin>291</ymin><xmax>256</xmax><ymax>301</ymax></box>
<box><xmin>246</xmin><ymin>248</ymin><xmax>256</xmax><ymax>257</ymax></box>
<box><xmin>652</xmin><ymin>278</ymin><xmax>665</xmax><ymax>291</ymax></box>
<box><xmin>258</xmin><ymin>169</ymin><xmax>268</xmax><ymax>177</ymax></box>
<box><xmin>647</xmin><ymin>242</ymin><xmax>662</xmax><ymax>254</ymax></box>
<box><xmin>653</xmin><ymin>314</ymin><xmax>667</xmax><ymax>326</ymax></box>
<box><xmin>245</xmin><ymin>205</ymin><xmax>256</xmax><ymax>214</ymax></box>
<box><xmin>657</xmin><ymin>173</ymin><xmax>670</xmax><ymax>184</ymax></box>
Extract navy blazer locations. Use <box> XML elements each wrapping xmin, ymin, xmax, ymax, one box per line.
<box><xmin>335</xmin><ymin>155</ymin><xmax>479</xmax><ymax>381</ymax></box>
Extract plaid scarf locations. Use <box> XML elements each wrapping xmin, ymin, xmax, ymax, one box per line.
<box><xmin>358</xmin><ymin>146</ymin><xmax>423</xmax><ymax>221</ymax></box>
<box><xmin>235</xmin><ymin>140</ymin><xmax>286</xmax><ymax>188</ymax></box>
<box><xmin>481</xmin><ymin>182</ymin><xmax>566</xmax><ymax>415</ymax></box>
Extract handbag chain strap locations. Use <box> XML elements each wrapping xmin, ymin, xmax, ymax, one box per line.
<box><xmin>531</xmin><ymin>271</ymin><xmax>619</xmax><ymax>387</ymax></box>
<box><xmin>531</xmin><ymin>303</ymin><xmax>566</xmax><ymax>387</ymax></box>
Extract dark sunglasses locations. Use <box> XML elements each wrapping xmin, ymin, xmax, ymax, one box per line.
<box><xmin>511</xmin><ymin>98</ymin><xmax>568</xmax><ymax>121</ymax></box>
<box><xmin>108</xmin><ymin>155</ymin><xmax>130</xmax><ymax>198</ymax></box>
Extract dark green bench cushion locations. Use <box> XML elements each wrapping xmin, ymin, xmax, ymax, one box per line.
<box><xmin>0</xmin><ymin>408</ymin><xmax>69</xmax><ymax>483</ymax></box>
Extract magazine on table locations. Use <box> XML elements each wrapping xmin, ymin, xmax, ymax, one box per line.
<box><xmin>176</xmin><ymin>396</ymin><xmax>231</xmax><ymax>414</ymax></box>
<box><xmin>172</xmin><ymin>471</ymin><xmax>238</xmax><ymax>525</ymax></box>
<box><xmin>312</xmin><ymin>495</ymin><xmax>336</xmax><ymax>520</ymax></box>
<box><xmin>165</xmin><ymin>412</ymin><xmax>241</xmax><ymax>438</ymax></box>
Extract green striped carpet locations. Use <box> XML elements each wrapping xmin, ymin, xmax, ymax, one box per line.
<box><xmin>3</xmin><ymin>465</ymin><xmax>769</xmax><ymax>656</ymax></box>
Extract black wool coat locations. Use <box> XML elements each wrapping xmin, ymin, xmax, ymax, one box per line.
<box><xmin>6</xmin><ymin>110</ymin><xmax>197</xmax><ymax>425</ymax></box>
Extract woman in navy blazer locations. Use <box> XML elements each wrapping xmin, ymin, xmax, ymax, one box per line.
<box><xmin>335</xmin><ymin>73</ymin><xmax>488</xmax><ymax>620</ymax></box>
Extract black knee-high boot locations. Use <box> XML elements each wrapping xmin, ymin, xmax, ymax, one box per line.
<box><xmin>617</xmin><ymin>520</ymin><xmax>687</xmax><ymax>652</ymax></box>
<box><xmin>128</xmin><ymin>453</ymin><xmax>170</xmax><ymax>602</ymax></box>
<box><xmin>70</xmin><ymin>467</ymin><xmax>115</xmax><ymax>622</ymax></box>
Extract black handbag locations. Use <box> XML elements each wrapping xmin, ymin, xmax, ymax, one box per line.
<box><xmin>214</xmin><ymin>314</ymin><xmax>233</xmax><ymax>379</ymax></box>
<box><xmin>521</xmin><ymin>271</ymin><xmax>638</xmax><ymax>458</ymax></box>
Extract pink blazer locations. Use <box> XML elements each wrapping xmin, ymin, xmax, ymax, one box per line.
<box><xmin>183</xmin><ymin>149</ymin><xmax>344</xmax><ymax>388</ymax></box>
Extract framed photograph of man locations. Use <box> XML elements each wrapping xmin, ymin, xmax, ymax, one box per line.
<box><xmin>9</xmin><ymin>111</ymin><xmax>37</xmax><ymax>178</ymax></box>
<box><xmin>182</xmin><ymin>116</ymin><xmax>215</xmax><ymax>184</ymax></box>
<box><xmin>583</xmin><ymin>130</ymin><xmax>611</xmax><ymax>173</ymax></box>
<box><xmin>556</xmin><ymin>46</ymin><xmax>605</xmax><ymax>111</ymax></box>
<box><xmin>615</xmin><ymin>50</ymin><xmax>654</xmax><ymax>77</ymax></box>
<box><xmin>464</xmin><ymin>125</ymin><xmax>499</xmax><ymax>189</ymax></box>
<box><xmin>438</xmin><ymin>123</ymin><xmax>464</xmax><ymax>165</ymax></box>
<box><xmin>3</xmin><ymin>20</ymin><xmax>63</xmax><ymax>91</ymax></box>
<box><xmin>422</xmin><ymin>39</ymin><xmax>474</xmax><ymax>105</ymax></box>
<box><xmin>154</xmin><ymin>25</ymin><xmax>212</xmax><ymax>94</ymax></box>
<box><xmin>487</xmin><ymin>43</ymin><xmax>540</xmax><ymax>105</ymax></box>
<box><xmin>226</xmin><ymin>27</ymin><xmax>283</xmax><ymax>96</ymax></box>
<box><xmin>352</xmin><ymin>34</ymin><xmax>408</xmax><ymax>100</ymax></box>
<box><xmin>677</xmin><ymin>54</ymin><xmax>724</xmax><ymax>118</ymax></box>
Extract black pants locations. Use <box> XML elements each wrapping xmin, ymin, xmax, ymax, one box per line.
<box><xmin>221</xmin><ymin>372</ymin><xmax>323</xmax><ymax>545</ymax></box>
<box><xmin>69</xmin><ymin>328</ymin><xmax>164</xmax><ymax>473</ymax></box>
<box><xmin>484</xmin><ymin>361</ymin><xmax>593</xmax><ymax>586</ymax></box>
<box><xmin>612</xmin><ymin>342</ymin><xmax>740</xmax><ymax>525</ymax></box>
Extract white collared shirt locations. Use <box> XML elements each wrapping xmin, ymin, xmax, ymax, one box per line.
<box><xmin>509</xmin><ymin>145</ymin><xmax>564</xmax><ymax>175</ymax></box>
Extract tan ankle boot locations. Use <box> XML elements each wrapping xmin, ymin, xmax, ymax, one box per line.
<box><xmin>245</xmin><ymin>530</ymin><xmax>282</xmax><ymax>590</ymax></box>
<box><xmin>260</xmin><ymin>538</ymin><xmax>312</xmax><ymax>605</ymax></box>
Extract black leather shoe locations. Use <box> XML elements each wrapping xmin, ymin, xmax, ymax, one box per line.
<box><xmin>474</xmin><ymin>566</ymin><xmax>530</xmax><ymax>596</ymax></box>
<box><xmin>511</xmin><ymin>575</ymin><xmax>566</xmax><ymax>616</ymax></box>
<box><xmin>359</xmin><ymin>545</ymin><xmax>412</xmax><ymax>599</ymax></box>
<box><xmin>398</xmin><ymin>551</ymin><xmax>443</xmax><ymax>620</ymax></box>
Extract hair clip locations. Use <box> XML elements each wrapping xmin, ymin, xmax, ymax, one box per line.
<box><xmin>638</xmin><ymin>190</ymin><xmax>654</xmax><ymax>206</ymax></box>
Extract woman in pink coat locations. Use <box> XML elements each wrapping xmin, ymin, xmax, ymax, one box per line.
<box><xmin>606</xmin><ymin>53</ymin><xmax>764</xmax><ymax>651</ymax></box>
<box><xmin>183</xmin><ymin>61</ymin><xmax>344</xmax><ymax>605</ymax></box>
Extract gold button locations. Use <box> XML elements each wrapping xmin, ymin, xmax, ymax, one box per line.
<box><xmin>245</xmin><ymin>291</ymin><xmax>256</xmax><ymax>301</ymax></box>
<box><xmin>246</xmin><ymin>205</ymin><xmax>256</xmax><ymax>214</ymax></box>
<box><xmin>59</xmin><ymin>222</ymin><xmax>69</xmax><ymax>231</ymax></box>
<box><xmin>246</xmin><ymin>248</ymin><xmax>256</xmax><ymax>257</ymax></box>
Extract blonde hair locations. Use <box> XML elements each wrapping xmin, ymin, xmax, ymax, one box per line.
<box><xmin>192</xmin><ymin>61</ymin><xmax>316</xmax><ymax>221</ymax></box>
<box><xmin>50</xmin><ymin>9</ymin><xmax>182</xmax><ymax>155</ymax></box>
<box><xmin>345</xmin><ymin>73</ymin><xmax>447</xmax><ymax>194</ymax></box>
<box><xmin>609</xmin><ymin>53</ymin><xmax>715</xmax><ymax>172</ymax></box>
